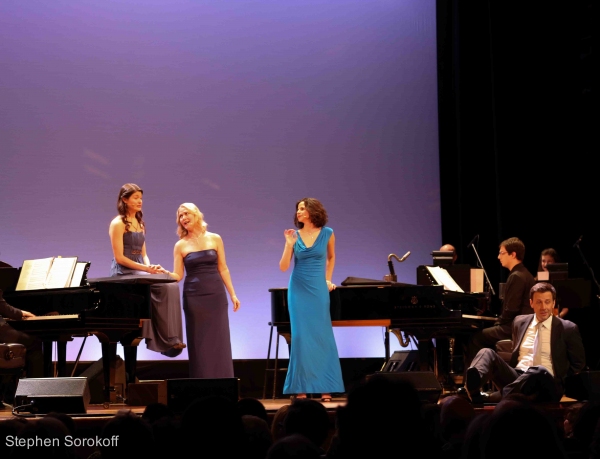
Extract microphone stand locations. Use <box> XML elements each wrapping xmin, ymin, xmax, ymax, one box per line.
<box><xmin>573</xmin><ymin>239</ymin><xmax>600</xmax><ymax>299</ymax></box>
<box><xmin>469</xmin><ymin>242</ymin><xmax>496</xmax><ymax>296</ymax></box>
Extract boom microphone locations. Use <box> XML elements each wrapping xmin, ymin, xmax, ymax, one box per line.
<box><xmin>467</xmin><ymin>234</ymin><xmax>479</xmax><ymax>249</ymax></box>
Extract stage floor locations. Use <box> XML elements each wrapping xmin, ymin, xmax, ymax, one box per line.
<box><xmin>0</xmin><ymin>396</ymin><xmax>346</xmax><ymax>420</ymax></box>
<box><xmin>0</xmin><ymin>392</ymin><xmax>578</xmax><ymax>422</ymax></box>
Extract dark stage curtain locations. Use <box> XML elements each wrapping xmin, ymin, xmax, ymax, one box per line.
<box><xmin>436</xmin><ymin>1</ymin><xmax>598</xmax><ymax>367</ymax></box>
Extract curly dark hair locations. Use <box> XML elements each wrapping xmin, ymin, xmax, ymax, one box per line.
<box><xmin>293</xmin><ymin>198</ymin><xmax>328</xmax><ymax>229</ymax></box>
<box><xmin>117</xmin><ymin>183</ymin><xmax>145</xmax><ymax>233</ymax></box>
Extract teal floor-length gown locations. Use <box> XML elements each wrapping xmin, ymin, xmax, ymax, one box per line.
<box><xmin>283</xmin><ymin>226</ymin><xmax>345</xmax><ymax>394</ymax></box>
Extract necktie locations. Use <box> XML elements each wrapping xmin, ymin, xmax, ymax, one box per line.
<box><xmin>532</xmin><ymin>322</ymin><xmax>542</xmax><ymax>366</ymax></box>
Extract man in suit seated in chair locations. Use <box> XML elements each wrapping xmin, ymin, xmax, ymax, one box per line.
<box><xmin>463</xmin><ymin>282</ymin><xmax>585</xmax><ymax>403</ymax></box>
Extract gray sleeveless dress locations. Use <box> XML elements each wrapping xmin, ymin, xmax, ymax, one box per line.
<box><xmin>110</xmin><ymin>231</ymin><xmax>185</xmax><ymax>357</ymax></box>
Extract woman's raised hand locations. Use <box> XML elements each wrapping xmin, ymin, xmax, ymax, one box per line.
<box><xmin>284</xmin><ymin>229</ymin><xmax>297</xmax><ymax>246</ymax></box>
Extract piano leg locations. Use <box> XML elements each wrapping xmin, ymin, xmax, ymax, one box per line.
<box><xmin>385</xmin><ymin>327</ymin><xmax>390</xmax><ymax>361</ymax></box>
<box><xmin>100</xmin><ymin>342</ymin><xmax>117</xmax><ymax>407</ymax></box>
<box><xmin>123</xmin><ymin>345</ymin><xmax>138</xmax><ymax>387</ymax></box>
<box><xmin>42</xmin><ymin>341</ymin><xmax>53</xmax><ymax>377</ymax></box>
<box><xmin>56</xmin><ymin>342</ymin><xmax>67</xmax><ymax>377</ymax></box>
<box><xmin>448</xmin><ymin>337</ymin><xmax>456</xmax><ymax>376</ymax></box>
<box><xmin>416</xmin><ymin>337</ymin><xmax>431</xmax><ymax>371</ymax></box>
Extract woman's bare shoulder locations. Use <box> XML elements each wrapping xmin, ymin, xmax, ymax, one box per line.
<box><xmin>109</xmin><ymin>216</ymin><xmax>125</xmax><ymax>229</ymax></box>
<box><xmin>206</xmin><ymin>231</ymin><xmax>222</xmax><ymax>241</ymax></box>
<box><xmin>174</xmin><ymin>238</ymin><xmax>188</xmax><ymax>250</ymax></box>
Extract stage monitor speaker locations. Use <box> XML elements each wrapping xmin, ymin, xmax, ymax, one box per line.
<box><xmin>381</xmin><ymin>350</ymin><xmax>418</xmax><ymax>372</ymax></box>
<box><xmin>79</xmin><ymin>356</ymin><xmax>126</xmax><ymax>404</ymax></box>
<box><xmin>367</xmin><ymin>372</ymin><xmax>442</xmax><ymax>403</ymax></box>
<box><xmin>14</xmin><ymin>377</ymin><xmax>90</xmax><ymax>414</ymax></box>
<box><xmin>565</xmin><ymin>371</ymin><xmax>600</xmax><ymax>401</ymax></box>
<box><xmin>167</xmin><ymin>378</ymin><xmax>239</xmax><ymax>414</ymax></box>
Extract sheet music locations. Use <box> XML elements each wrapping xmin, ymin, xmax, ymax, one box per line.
<box><xmin>470</xmin><ymin>268</ymin><xmax>484</xmax><ymax>292</ymax></box>
<box><xmin>45</xmin><ymin>257</ymin><xmax>78</xmax><ymax>288</ymax></box>
<box><xmin>69</xmin><ymin>262</ymin><xmax>88</xmax><ymax>287</ymax></box>
<box><xmin>425</xmin><ymin>266</ymin><xmax>464</xmax><ymax>292</ymax></box>
<box><xmin>16</xmin><ymin>258</ymin><xmax>54</xmax><ymax>290</ymax></box>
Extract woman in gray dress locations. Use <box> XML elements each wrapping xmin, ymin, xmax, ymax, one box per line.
<box><xmin>109</xmin><ymin>183</ymin><xmax>185</xmax><ymax>356</ymax></box>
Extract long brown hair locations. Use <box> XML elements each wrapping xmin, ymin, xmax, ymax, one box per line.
<box><xmin>117</xmin><ymin>183</ymin><xmax>145</xmax><ymax>232</ymax></box>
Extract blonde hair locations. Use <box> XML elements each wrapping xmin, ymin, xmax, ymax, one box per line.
<box><xmin>176</xmin><ymin>203</ymin><xmax>208</xmax><ymax>239</ymax></box>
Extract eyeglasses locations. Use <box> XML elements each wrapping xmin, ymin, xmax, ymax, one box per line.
<box><xmin>498</xmin><ymin>251</ymin><xmax>508</xmax><ymax>256</ymax></box>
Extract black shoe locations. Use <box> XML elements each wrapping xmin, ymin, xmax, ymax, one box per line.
<box><xmin>467</xmin><ymin>391</ymin><xmax>502</xmax><ymax>405</ymax></box>
<box><xmin>457</xmin><ymin>387</ymin><xmax>469</xmax><ymax>398</ymax></box>
<box><xmin>465</xmin><ymin>368</ymin><xmax>480</xmax><ymax>394</ymax></box>
<box><xmin>469</xmin><ymin>391</ymin><xmax>487</xmax><ymax>404</ymax></box>
<box><xmin>465</xmin><ymin>368</ymin><xmax>483</xmax><ymax>403</ymax></box>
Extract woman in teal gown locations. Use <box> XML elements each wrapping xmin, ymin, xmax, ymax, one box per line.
<box><xmin>279</xmin><ymin>198</ymin><xmax>344</xmax><ymax>401</ymax></box>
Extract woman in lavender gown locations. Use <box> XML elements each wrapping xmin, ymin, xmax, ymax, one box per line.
<box><xmin>169</xmin><ymin>203</ymin><xmax>240</xmax><ymax>378</ymax></box>
<box><xmin>109</xmin><ymin>183</ymin><xmax>185</xmax><ymax>356</ymax></box>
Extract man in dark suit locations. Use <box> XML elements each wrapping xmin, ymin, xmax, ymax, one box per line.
<box><xmin>0</xmin><ymin>289</ymin><xmax>44</xmax><ymax>379</ymax></box>
<box><xmin>466</xmin><ymin>237</ymin><xmax>535</xmax><ymax>365</ymax></box>
<box><xmin>464</xmin><ymin>282</ymin><xmax>585</xmax><ymax>403</ymax></box>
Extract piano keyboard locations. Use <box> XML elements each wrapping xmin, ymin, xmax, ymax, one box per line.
<box><xmin>25</xmin><ymin>314</ymin><xmax>79</xmax><ymax>320</ymax></box>
<box><xmin>462</xmin><ymin>314</ymin><xmax>496</xmax><ymax>322</ymax></box>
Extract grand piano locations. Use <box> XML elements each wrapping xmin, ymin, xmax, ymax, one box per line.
<box><xmin>268</xmin><ymin>279</ymin><xmax>491</xmax><ymax>374</ymax></box>
<box><xmin>2</xmin><ymin>272</ymin><xmax>174</xmax><ymax>406</ymax></box>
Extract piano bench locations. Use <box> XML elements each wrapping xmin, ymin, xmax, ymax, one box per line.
<box><xmin>0</xmin><ymin>343</ymin><xmax>26</xmax><ymax>372</ymax></box>
<box><xmin>0</xmin><ymin>343</ymin><xmax>26</xmax><ymax>406</ymax></box>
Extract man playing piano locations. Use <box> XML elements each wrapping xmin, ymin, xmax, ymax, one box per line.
<box><xmin>466</xmin><ymin>237</ymin><xmax>535</xmax><ymax>365</ymax></box>
<box><xmin>0</xmin><ymin>289</ymin><xmax>44</xmax><ymax>403</ymax></box>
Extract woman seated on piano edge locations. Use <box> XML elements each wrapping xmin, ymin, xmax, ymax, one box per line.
<box><xmin>109</xmin><ymin>183</ymin><xmax>186</xmax><ymax>356</ymax></box>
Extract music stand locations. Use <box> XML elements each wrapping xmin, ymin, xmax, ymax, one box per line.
<box><xmin>431</xmin><ymin>251</ymin><xmax>454</xmax><ymax>268</ymax></box>
<box><xmin>553</xmin><ymin>278</ymin><xmax>592</xmax><ymax>309</ymax></box>
<box><xmin>547</xmin><ymin>263</ymin><xmax>568</xmax><ymax>281</ymax></box>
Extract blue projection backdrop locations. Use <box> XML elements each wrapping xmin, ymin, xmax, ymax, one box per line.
<box><xmin>0</xmin><ymin>0</ymin><xmax>440</xmax><ymax>361</ymax></box>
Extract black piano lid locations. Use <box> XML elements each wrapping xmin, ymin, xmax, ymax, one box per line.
<box><xmin>341</xmin><ymin>277</ymin><xmax>391</xmax><ymax>286</ymax></box>
<box><xmin>5</xmin><ymin>285</ymin><xmax>92</xmax><ymax>297</ymax></box>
